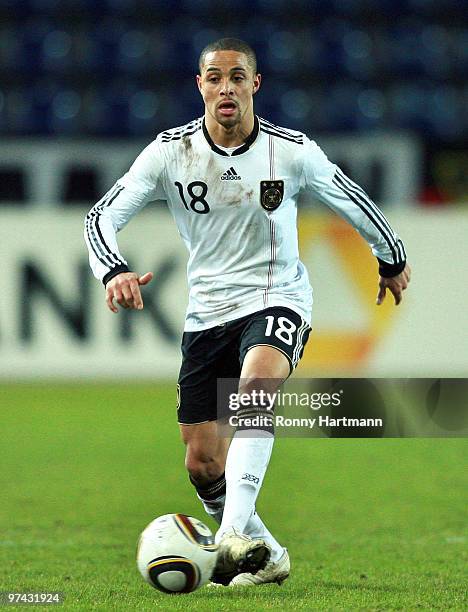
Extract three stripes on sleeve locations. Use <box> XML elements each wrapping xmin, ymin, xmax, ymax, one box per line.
<box><xmin>85</xmin><ymin>184</ymin><xmax>127</xmax><ymax>272</ymax></box>
<box><xmin>332</xmin><ymin>167</ymin><xmax>406</xmax><ymax>266</ymax></box>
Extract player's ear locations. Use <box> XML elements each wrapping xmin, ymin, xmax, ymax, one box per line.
<box><xmin>252</xmin><ymin>73</ymin><xmax>261</xmax><ymax>95</ymax></box>
<box><xmin>196</xmin><ymin>74</ymin><xmax>203</xmax><ymax>94</ymax></box>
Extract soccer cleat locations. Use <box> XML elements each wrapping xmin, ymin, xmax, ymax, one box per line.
<box><xmin>229</xmin><ymin>548</ymin><xmax>290</xmax><ymax>586</ymax></box>
<box><xmin>211</xmin><ymin>528</ymin><xmax>271</xmax><ymax>586</ymax></box>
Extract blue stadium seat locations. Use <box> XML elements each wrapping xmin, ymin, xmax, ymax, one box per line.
<box><xmin>0</xmin><ymin>0</ymin><xmax>465</xmax><ymax>143</ymax></box>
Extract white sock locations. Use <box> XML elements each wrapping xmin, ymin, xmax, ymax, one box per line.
<box><xmin>216</xmin><ymin>432</ymin><xmax>274</xmax><ymax>543</ymax></box>
<box><xmin>245</xmin><ymin>510</ymin><xmax>284</xmax><ymax>563</ymax></box>
<box><xmin>198</xmin><ymin>493</ymin><xmax>225</xmax><ymax>526</ymax></box>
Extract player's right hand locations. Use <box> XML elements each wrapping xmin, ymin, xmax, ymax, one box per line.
<box><xmin>105</xmin><ymin>271</ymin><xmax>153</xmax><ymax>313</ymax></box>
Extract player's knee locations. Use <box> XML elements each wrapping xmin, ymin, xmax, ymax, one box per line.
<box><xmin>241</xmin><ymin>346</ymin><xmax>291</xmax><ymax>387</ymax></box>
<box><xmin>239</xmin><ymin>375</ymin><xmax>261</xmax><ymax>395</ymax></box>
<box><xmin>185</xmin><ymin>448</ymin><xmax>224</xmax><ymax>484</ymax></box>
<box><xmin>238</xmin><ymin>374</ymin><xmax>278</xmax><ymax>396</ymax></box>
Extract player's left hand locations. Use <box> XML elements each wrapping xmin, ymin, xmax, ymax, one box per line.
<box><xmin>376</xmin><ymin>263</ymin><xmax>411</xmax><ymax>306</ymax></box>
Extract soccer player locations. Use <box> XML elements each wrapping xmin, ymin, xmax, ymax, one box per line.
<box><xmin>84</xmin><ymin>38</ymin><xmax>411</xmax><ymax>586</ymax></box>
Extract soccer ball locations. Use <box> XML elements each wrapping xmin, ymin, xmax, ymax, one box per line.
<box><xmin>136</xmin><ymin>513</ymin><xmax>218</xmax><ymax>594</ymax></box>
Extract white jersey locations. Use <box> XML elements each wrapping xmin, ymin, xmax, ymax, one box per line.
<box><xmin>85</xmin><ymin>116</ymin><xmax>406</xmax><ymax>331</ymax></box>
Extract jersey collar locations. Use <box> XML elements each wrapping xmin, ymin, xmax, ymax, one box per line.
<box><xmin>202</xmin><ymin>115</ymin><xmax>259</xmax><ymax>156</ymax></box>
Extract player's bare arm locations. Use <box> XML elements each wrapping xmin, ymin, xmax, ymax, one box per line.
<box><xmin>376</xmin><ymin>263</ymin><xmax>411</xmax><ymax>306</ymax></box>
<box><xmin>105</xmin><ymin>271</ymin><xmax>153</xmax><ymax>313</ymax></box>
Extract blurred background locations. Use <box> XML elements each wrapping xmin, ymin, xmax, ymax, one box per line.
<box><xmin>0</xmin><ymin>0</ymin><xmax>467</xmax><ymax>380</ymax></box>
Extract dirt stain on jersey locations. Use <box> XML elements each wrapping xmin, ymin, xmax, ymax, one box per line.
<box><xmin>222</xmin><ymin>180</ymin><xmax>245</xmax><ymax>207</ymax></box>
<box><xmin>225</xmin><ymin>187</ymin><xmax>255</xmax><ymax>207</ymax></box>
<box><xmin>182</xmin><ymin>135</ymin><xmax>192</xmax><ymax>151</ymax></box>
<box><xmin>181</xmin><ymin>135</ymin><xmax>199</xmax><ymax>170</ymax></box>
<box><xmin>226</xmin><ymin>191</ymin><xmax>243</xmax><ymax>207</ymax></box>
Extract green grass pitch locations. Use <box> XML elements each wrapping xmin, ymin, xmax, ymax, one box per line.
<box><xmin>0</xmin><ymin>383</ymin><xmax>467</xmax><ymax>611</ymax></box>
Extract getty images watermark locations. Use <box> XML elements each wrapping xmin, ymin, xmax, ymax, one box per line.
<box><xmin>216</xmin><ymin>378</ymin><xmax>468</xmax><ymax>438</ymax></box>
<box><xmin>227</xmin><ymin>388</ymin><xmax>356</xmax><ymax>430</ymax></box>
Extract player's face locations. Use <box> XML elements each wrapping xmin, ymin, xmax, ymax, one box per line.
<box><xmin>197</xmin><ymin>50</ymin><xmax>261</xmax><ymax>128</ymax></box>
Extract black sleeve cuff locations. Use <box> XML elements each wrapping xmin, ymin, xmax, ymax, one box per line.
<box><xmin>377</xmin><ymin>258</ymin><xmax>406</xmax><ymax>278</ymax></box>
<box><xmin>102</xmin><ymin>264</ymin><xmax>130</xmax><ymax>286</ymax></box>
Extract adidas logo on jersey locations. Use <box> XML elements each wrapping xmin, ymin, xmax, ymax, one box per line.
<box><xmin>220</xmin><ymin>167</ymin><xmax>241</xmax><ymax>181</ymax></box>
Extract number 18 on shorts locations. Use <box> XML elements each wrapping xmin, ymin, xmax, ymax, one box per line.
<box><xmin>177</xmin><ymin>307</ymin><xmax>312</xmax><ymax>425</ymax></box>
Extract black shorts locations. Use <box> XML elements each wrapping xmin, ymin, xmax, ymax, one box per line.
<box><xmin>177</xmin><ymin>306</ymin><xmax>311</xmax><ymax>424</ymax></box>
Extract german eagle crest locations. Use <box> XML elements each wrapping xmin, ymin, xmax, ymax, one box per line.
<box><xmin>260</xmin><ymin>180</ymin><xmax>284</xmax><ymax>211</ymax></box>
